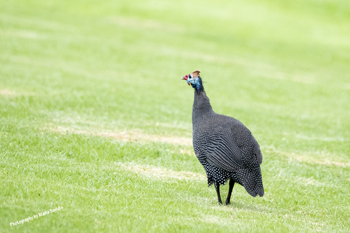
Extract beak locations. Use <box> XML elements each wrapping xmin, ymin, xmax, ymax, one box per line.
<box><xmin>181</xmin><ymin>74</ymin><xmax>191</xmax><ymax>86</ymax></box>
<box><xmin>181</xmin><ymin>74</ymin><xmax>189</xmax><ymax>81</ymax></box>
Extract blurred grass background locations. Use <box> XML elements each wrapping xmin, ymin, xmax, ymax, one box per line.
<box><xmin>0</xmin><ymin>0</ymin><xmax>349</xmax><ymax>232</ymax></box>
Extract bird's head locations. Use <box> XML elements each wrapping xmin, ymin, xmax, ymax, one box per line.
<box><xmin>181</xmin><ymin>70</ymin><xmax>204</xmax><ymax>93</ymax></box>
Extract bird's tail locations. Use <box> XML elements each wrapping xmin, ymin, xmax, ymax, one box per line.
<box><xmin>238</xmin><ymin>167</ymin><xmax>264</xmax><ymax>197</ymax></box>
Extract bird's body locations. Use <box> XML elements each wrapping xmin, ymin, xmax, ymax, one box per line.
<box><xmin>182</xmin><ymin>70</ymin><xmax>264</xmax><ymax>204</ymax></box>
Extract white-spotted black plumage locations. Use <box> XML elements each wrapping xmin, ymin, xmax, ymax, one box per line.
<box><xmin>189</xmin><ymin>76</ymin><xmax>264</xmax><ymax>204</ymax></box>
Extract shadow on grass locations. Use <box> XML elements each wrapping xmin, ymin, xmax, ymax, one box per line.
<box><xmin>223</xmin><ymin>202</ymin><xmax>273</xmax><ymax>214</ymax></box>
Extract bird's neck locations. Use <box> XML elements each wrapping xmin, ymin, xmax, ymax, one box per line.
<box><xmin>192</xmin><ymin>91</ymin><xmax>214</xmax><ymax>120</ymax></box>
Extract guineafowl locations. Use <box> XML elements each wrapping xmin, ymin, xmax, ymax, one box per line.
<box><xmin>181</xmin><ymin>70</ymin><xmax>264</xmax><ymax>205</ymax></box>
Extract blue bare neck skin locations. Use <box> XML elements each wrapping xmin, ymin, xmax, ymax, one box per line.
<box><xmin>188</xmin><ymin>76</ymin><xmax>204</xmax><ymax>93</ymax></box>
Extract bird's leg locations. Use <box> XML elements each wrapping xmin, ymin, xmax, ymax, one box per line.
<box><xmin>225</xmin><ymin>179</ymin><xmax>235</xmax><ymax>205</ymax></box>
<box><xmin>214</xmin><ymin>182</ymin><xmax>222</xmax><ymax>204</ymax></box>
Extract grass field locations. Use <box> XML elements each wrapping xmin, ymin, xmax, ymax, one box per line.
<box><xmin>1</xmin><ymin>0</ymin><xmax>350</xmax><ymax>232</ymax></box>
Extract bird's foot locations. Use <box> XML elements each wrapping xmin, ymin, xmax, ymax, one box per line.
<box><xmin>225</xmin><ymin>201</ymin><xmax>231</xmax><ymax>205</ymax></box>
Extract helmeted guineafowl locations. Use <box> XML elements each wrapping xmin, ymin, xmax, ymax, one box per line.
<box><xmin>181</xmin><ymin>70</ymin><xmax>264</xmax><ymax>205</ymax></box>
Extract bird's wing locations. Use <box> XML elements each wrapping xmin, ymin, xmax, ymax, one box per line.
<box><xmin>251</xmin><ymin>134</ymin><xmax>263</xmax><ymax>164</ymax></box>
<box><xmin>205</xmin><ymin>122</ymin><xmax>262</xmax><ymax>172</ymax></box>
<box><xmin>205</xmin><ymin>122</ymin><xmax>245</xmax><ymax>172</ymax></box>
<box><xmin>231</xmin><ymin>122</ymin><xmax>263</xmax><ymax>165</ymax></box>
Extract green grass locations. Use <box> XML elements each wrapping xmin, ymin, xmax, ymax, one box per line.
<box><xmin>1</xmin><ymin>0</ymin><xmax>350</xmax><ymax>232</ymax></box>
